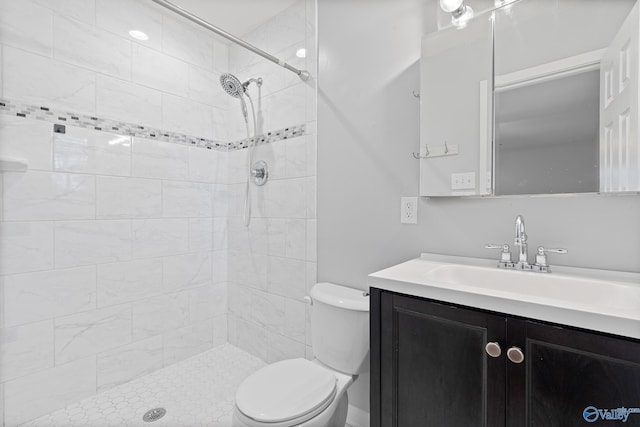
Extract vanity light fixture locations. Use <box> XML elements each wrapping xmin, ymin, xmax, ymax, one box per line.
<box><xmin>128</xmin><ymin>30</ymin><xmax>149</xmax><ymax>41</ymax></box>
<box><xmin>440</xmin><ymin>0</ymin><xmax>475</xmax><ymax>27</ymax></box>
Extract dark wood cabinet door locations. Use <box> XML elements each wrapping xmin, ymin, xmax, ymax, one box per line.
<box><xmin>373</xmin><ymin>290</ymin><xmax>506</xmax><ymax>427</ymax></box>
<box><xmin>507</xmin><ymin>319</ymin><xmax>640</xmax><ymax>427</ymax></box>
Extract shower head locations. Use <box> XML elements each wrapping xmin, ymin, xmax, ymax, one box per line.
<box><xmin>220</xmin><ymin>73</ymin><xmax>245</xmax><ymax>98</ymax></box>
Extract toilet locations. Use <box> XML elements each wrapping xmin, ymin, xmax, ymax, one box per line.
<box><xmin>232</xmin><ymin>282</ymin><xmax>370</xmax><ymax>427</ymax></box>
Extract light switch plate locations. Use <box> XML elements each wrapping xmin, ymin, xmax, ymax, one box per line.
<box><xmin>400</xmin><ymin>197</ymin><xmax>418</xmax><ymax>224</ymax></box>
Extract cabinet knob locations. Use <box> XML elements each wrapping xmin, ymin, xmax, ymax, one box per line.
<box><xmin>485</xmin><ymin>342</ymin><xmax>502</xmax><ymax>358</ymax></box>
<box><xmin>507</xmin><ymin>346</ymin><xmax>525</xmax><ymax>364</ymax></box>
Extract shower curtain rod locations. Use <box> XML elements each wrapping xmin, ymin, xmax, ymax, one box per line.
<box><xmin>150</xmin><ymin>0</ymin><xmax>310</xmax><ymax>81</ymax></box>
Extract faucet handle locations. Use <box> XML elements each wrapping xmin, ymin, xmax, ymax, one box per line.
<box><xmin>534</xmin><ymin>246</ymin><xmax>567</xmax><ymax>272</ymax></box>
<box><xmin>485</xmin><ymin>243</ymin><xmax>514</xmax><ymax>268</ymax></box>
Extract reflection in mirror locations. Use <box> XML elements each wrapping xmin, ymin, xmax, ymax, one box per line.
<box><xmin>495</xmin><ymin>69</ymin><xmax>599</xmax><ymax>195</ymax></box>
<box><xmin>493</xmin><ymin>0</ymin><xmax>637</xmax><ymax>195</ymax></box>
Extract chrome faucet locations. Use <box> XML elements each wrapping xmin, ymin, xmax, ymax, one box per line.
<box><xmin>513</xmin><ymin>214</ymin><xmax>531</xmax><ymax>269</ymax></box>
<box><xmin>485</xmin><ymin>214</ymin><xmax>567</xmax><ymax>273</ymax></box>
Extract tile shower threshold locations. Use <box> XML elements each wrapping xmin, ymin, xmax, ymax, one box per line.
<box><xmin>21</xmin><ymin>344</ymin><xmax>266</xmax><ymax>427</ymax></box>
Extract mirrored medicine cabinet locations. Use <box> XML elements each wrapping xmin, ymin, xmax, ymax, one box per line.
<box><xmin>419</xmin><ymin>0</ymin><xmax>640</xmax><ymax>197</ymax></box>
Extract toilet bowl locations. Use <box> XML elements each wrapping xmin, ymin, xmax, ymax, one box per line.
<box><xmin>232</xmin><ymin>283</ymin><xmax>369</xmax><ymax>427</ymax></box>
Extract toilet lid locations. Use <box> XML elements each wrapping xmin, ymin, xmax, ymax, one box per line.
<box><xmin>236</xmin><ymin>358</ymin><xmax>337</xmax><ymax>423</ymax></box>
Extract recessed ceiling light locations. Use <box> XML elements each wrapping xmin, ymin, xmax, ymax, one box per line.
<box><xmin>128</xmin><ymin>30</ymin><xmax>149</xmax><ymax>41</ymax></box>
<box><xmin>296</xmin><ymin>48</ymin><xmax>306</xmax><ymax>58</ymax></box>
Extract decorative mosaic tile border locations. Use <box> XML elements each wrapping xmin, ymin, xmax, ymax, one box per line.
<box><xmin>0</xmin><ymin>98</ymin><xmax>305</xmax><ymax>152</ymax></box>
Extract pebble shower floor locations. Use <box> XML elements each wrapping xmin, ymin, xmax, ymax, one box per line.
<box><xmin>22</xmin><ymin>345</ymin><xmax>266</xmax><ymax>427</ymax></box>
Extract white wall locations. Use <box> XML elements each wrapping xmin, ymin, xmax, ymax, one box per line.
<box><xmin>317</xmin><ymin>0</ymin><xmax>640</xmax><ymax>418</ymax></box>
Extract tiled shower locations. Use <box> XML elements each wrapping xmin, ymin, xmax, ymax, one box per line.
<box><xmin>0</xmin><ymin>0</ymin><xmax>317</xmax><ymax>425</ymax></box>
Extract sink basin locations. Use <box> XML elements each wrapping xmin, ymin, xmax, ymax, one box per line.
<box><xmin>368</xmin><ymin>253</ymin><xmax>640</xmax><ymax>339</ymax></box>
<box><xmin>424</xmin><ymin>264</ymin><xmax>640</xmax><ymax>312</ymax></box>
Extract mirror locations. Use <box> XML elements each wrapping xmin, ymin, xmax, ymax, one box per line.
<box><xmin>419</xmin><ymin>0</ymin><xmax>639</xmax><ymax>197</ymax></box>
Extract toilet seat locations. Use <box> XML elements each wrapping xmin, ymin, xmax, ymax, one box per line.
<box><xmin>235</xmin><ymin>358</ymin><xmax>337</xmax><ymax>425</ymax></box>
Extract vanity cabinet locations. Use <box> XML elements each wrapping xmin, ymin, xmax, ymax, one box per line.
<box><xmin>370</xmin><ymin>288</ymin><xmax>640</xmax><ymax>427</ymax></box>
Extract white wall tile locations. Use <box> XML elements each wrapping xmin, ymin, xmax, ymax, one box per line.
<box><xmin>0</xmin><ymin>320</ymin><xmax>54</xmax><ymax>382</ymax></box>
<box><xmin>54</xmin><ymin>127</ymin><xmax>131</xmax><ymax>176</ymax></box>
<box><xmin>264</xmin><ymin>84</ymin><xmax>306</xmax><ymax>131</ymax></box>
<box><xmin>212</xmin><ymin>40</ymin><xmax>229</xmax><ymax>74</ymax></box>
<box><xmin>212</xmin><ymin>314</ymin><xmax>227</xmax><ymax>347</ymax></box>
<box><xmin>212</xmin><ymin>250</ymin><xmax>228</xmax><ymax>284</ymax></box>
<box><xmin>284</xmin><ymin>297</ymin><xmax>306</xmax><ymax>343</ymax></box>
<box><xmin>3</xmin><ymin>46</ymin><xmax>95</xmax><ymax>113</ymax></box>
<box><xmin>228</xmin><ymin>284</ymin><xmax>252</xmax><ymax>320</ymax></box>
<box><xmin>97</xmin><ymin>258</ymin><xmax>163</xmax><ymax>307</ymax></box>
<box><xmin>234</xmin><ymin>317</ymin><xmax>267</xmax><ymax>361</ymax></box>
<box><xmin>3</xmin><ymin>356</ymin><xmax>96</xmax><ymax>426</ymax></box>
<box><xmin>267</xmin><ymin>256</ymin><xmax>307</xmax><ymax>299</ymax></box>
<box><xmin>285</xmin><ymin>218</ymin><xmax>306</xmax><ymax>260</ymax></box>
<box><xmin>55</xmin><ymin>304</ymin><xmax>132</xmax><ymax>364</ymax></box>
<box><xmin>96</xmin><ymin>0</ymin><xmax>163</xmax><ymax>51</ymax></box>
<box><xmin>265</xmin><ymin>177</ymin><xmax>307</xmax><ymax>218</ymax></box>
<box><xmin>55</xmin><ymin>220</ymin><xmax>132</xmax><ymax>268</ymax></box>
<box><xmin>161</xmin><ymin>94</ymin><xmax>215</xmax><ymax>139</ymax></box>
<box><xmin>132</xmin><ymin>137</ymin><xmax>189</xmax><ymax>181</ymax></box>
<box><xmin>212</xmin><ymin>183</ymin><xmax>230</xmax><ymax>217</ymax></box>
<box><xmin>306</xmin><ymin>219</ymin><xmax>317</xmax><ymax>261</ymax></box>
<box><xmin>132</xmin><ymin>218</ymin><xmax>188</xmax><ymax>259</ymax></box>
<box><xmin>54</xmin><ymin>15</ymin><xmax>131</xmax><ymax>79</ymax></box>
<box><xmin>3</xmin><ymin>171</ymin><xmax>95</xmax><ymax>221</ymax></box>
<box><xmin>163</xmin><ymin>319</ymin><xmax>213</xmax><ymax>365</ymax></box>
<box><xmin>162</xmin><ymin>13</ymin><xmax>215</xmax><ymax>70</ymax></box>
<box><xmin>228</xmin><ymin>251</ymin><xmax>268</xmax><ymax>290</ymax></box>
<box><xmin>163</xmin><ymin>252</ymin><xmax>212</xmax><ymax>291</ymax></box>
<box><xmin>305</xmin><ymin>261</ymin><xmax>317</xmax><ymax>297</ymax></box>
<box><xmin>188</xmin><ymin>218</ymin><xmax>214</xmax><ymax>252</ymax></box>
<box><xmin>306</xmin><ymin>175</ymin><xmax>316</xmax><ymax>218</ymax></box>
<box><xmin>250</xmin><ymin>290</ymin><xmax>285</xmax><ymax>335</ymax></box>
<box><xmin>285</xmin><ymin>137</ymin><xmax>309</xmax><ymax>178</ymax></box>
<box><xmin>0</xmin><ymin>0</ymin><xmax>53</xmax><ymax>56</ymax></box>
<box><xmin>132</xmin><ymin>292</ymin><xmax>189</xmax><ymax>341</ymax></box>
<box><xmin>0</xmin><ymin>116</ymin><xmax>53</xmax><ymax>171</ymax></box>
<box><xmin>266</xmin><ymin>0</ymin><xmax>306</xmax><ymax>53</ymax></box>
<box><xmin>188</xmin><ymin>65</ymin><xmax>224</xmax><ymax>108</ymax></box>
<box><xmin>96</xmin><ymin>335</ymin><xmax>163</xmax><ymax>392</ymax></box>
<box><xmin>32</xmin><ymin>0</ymin><xmax>96</xmax><ymax>24</ymax></box>
<box><xmin>162</xmin><ymin>181</ymin><xmax>213</xmax><ymax>218</ymax></box>
<box><xmin>3</xmin><ymin>267</ymin><xmax>96</xmax><ymax>327</ymax></box>
<box><xmin>266</xmin><ymin>330</ymin><xmax>305</xmax><ymax>364</ymax></box>
<box><xmin>189</xmin><ymin>283</ymin><xmax>226</xmax><ymax>322</ymax></box>
<box><xmin>96</xmin><ymin>176</ymin><xmax>161</xmax><ymax>219</ymax></box>
<box><xmin>132</xmin><ymin>44</ymin><xmax>188</xmax><ymax>96</ymax></box>
<box><xmin>96</xmin><ymin>75</ymin><xmax>162</xmax><ymax>128</ymax></box>
<box><xmin>188</xmin><ymin>147</ymin><xmax>227</xmax><ymax>184</ymax></box>
<box><xmin>0</xmin><ymin>221</ymin><xmax>54</xmax><ymax>275</ymax></box>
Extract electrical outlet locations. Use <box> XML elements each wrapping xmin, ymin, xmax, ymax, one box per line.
<box><xmin>451</xmin><ymin>172</ymin><xmax>476</xmax><ymax>190</ymax></box>
<box><xmin>400</xmin><ymin>197</ymin><xmax>418</xmax><ymax>224</ymax></box>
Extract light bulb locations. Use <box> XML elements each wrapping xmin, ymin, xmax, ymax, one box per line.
<box><xmin>440</xmin><ymin>0</ymin><xmax>464</xmax><ymax>13</ymax></box>
<box><xmin>296</xmin><ymin>48</ymin><xmax>306</xmax><ymax>58</ymax></box>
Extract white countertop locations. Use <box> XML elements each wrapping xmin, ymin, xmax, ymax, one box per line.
<box><xmin>368</xmin><ymin>253</ymin><xmax>640</xmax><ymax>339</ymax></box>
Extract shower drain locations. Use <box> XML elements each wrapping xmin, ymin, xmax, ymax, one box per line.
<box><xmin>143</xmin><ymin>408</ymin><xmax>166</xmax><ymax>422</ymax></box>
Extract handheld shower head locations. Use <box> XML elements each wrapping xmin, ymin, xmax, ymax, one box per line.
<box><xmin>220</xmin><ymin>73</ymin><xmax>245</xmax><ymax>98</ymax></box>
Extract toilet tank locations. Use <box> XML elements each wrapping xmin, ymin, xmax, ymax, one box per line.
<box><xmin>310</xmin><ymin>283</ymin><xmax>369</xmax><ymax>375</ymax></box>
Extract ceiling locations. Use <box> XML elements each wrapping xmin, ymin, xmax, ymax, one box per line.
<box><xmin>169</xmin><ymin>0</ymin><xmax>300</xmax><ymax>38</ymax></box>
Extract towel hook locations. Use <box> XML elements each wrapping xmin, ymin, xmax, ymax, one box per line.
<box><xmin>412</xmin><ymin>90</ymin><xmax>420</xmax><ymax>99</ymax></box>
